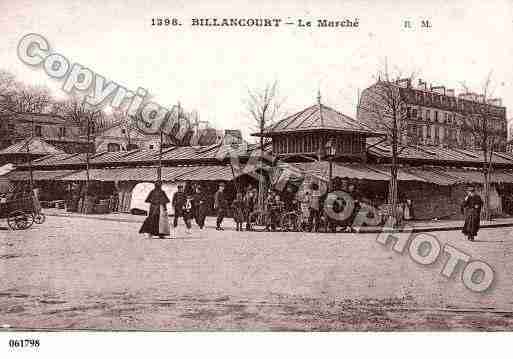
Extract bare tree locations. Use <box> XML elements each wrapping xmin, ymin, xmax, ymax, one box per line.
<box><xmin>357</xmin><ymin>69</ymin><xmax>413</xmax><ymax>226</ymax></box>
<box><xmin>245</xmin><ymin>81</ymin><xmax>284</xmax><ymax>210</ymax></box>
<box><xmin>107</xmin><ymin>109</ymin><xmax>138</xmax><ymax>150</ymax></box>
<box><xmin>1</xmin><ymin>84</ymin><xmax>51</xmax><ymax>114</ymax></box>
<box><xmin>0</xmin><ymin>70</ymin><xmax>16</xmax><ymax>102</ymax></box>
<box><xmin>460</xmin><ymin>73</ymin><xmax>507</xmax><ymax>221</ymax></box>
<box><xmin>56</xmin><ymin>95</ymin><xmax>105</xmax><ymax>212</ymax></box>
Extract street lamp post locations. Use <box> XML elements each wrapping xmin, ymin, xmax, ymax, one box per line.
<box><xmin>324</xmin><ymin>138</ymin><xmax>336</xmax><ymax>192</ymax></box>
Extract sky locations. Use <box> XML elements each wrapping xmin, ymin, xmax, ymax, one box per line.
<box><xmin>1</xmin><ymin>0</ymin><xmax>513</xmax><ymax>140</ymax></box>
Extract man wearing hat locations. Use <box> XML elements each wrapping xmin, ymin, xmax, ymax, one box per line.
<box><xmin>461</xmin><ymin>186</ymin><xmax>483</xmax><ymax>241</ymax></box>
<box><xmin>214</xmin><ymin>183</ymin><xmax>228</xmax><ymax>230</ymax></box>
<box><xmin>172</xmin><ymin>183</ymin><xmax>191</xmax><ymax>235</ymax></box>
<box><xmin>192</xmin><ymin>185</ymin><xmax>207</xmax><ymax>230</ymax></box>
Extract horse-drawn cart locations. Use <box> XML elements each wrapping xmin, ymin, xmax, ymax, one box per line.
<box><xmin>0</xmin><ymin>194</ymin><xmax>45</xmax><ymax>230</ymax></box>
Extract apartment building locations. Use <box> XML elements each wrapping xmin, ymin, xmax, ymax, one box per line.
<box><xmin>358</xmin><ymin>78</ymin><xmax>508</xmax><ymax>150</ymax></box>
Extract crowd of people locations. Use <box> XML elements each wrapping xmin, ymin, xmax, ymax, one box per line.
<box><xmin>138</xmin><ymin>180</ymin><xmax>370</xmax><ymax>238</ymax></box>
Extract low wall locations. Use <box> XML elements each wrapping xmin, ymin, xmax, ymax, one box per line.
<box><xmin>400</xmin><ymin>182</ymin><xmax>502</xmax><ymax>220</ymax></box>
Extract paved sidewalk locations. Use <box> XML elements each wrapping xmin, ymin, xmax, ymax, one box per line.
<box><xmin>42</xmin><ymin>208</ymin><xmax>513</xmax><ymax>233</ymax></box>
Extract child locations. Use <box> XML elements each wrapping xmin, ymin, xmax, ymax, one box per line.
<box><xmin>231</xmin><ymin>192</ymin><xmax>245</xmax><ymax>231</ymax></box>
<box><xmin>183</xmin><ymin>194</ymin><xmax>194</xmax><ymax>234</ymax></box>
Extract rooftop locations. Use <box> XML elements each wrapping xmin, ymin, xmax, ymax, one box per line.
<box><xmin>0</xmin><ymin>110</ymin><xmax>74</xmax><ymax>126</ymax></box>
<box><xmin>253</xmin><ymin>102</ymin><xmax>384</xmax><ymax>137</ymax></box>
<box><xmin>0</xmin><ymin>137</ymin><xmax>65</xmax><ymax>156</ymax></box>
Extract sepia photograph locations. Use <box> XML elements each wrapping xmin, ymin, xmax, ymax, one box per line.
<box><xmin>1</xmin><ymin>0</ymin><xmax>513</xmax><ymax>354</ymax></box>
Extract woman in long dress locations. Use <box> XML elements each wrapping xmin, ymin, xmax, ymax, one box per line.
<box><xmin>139</xmin><ymin>182</ymin><xmax>171</xmax><ymax>239</ymax></box>
<box><xmin>461</xmin><ymin>186</ymin><xmax>483</xmax><ymax>242</ymax></box>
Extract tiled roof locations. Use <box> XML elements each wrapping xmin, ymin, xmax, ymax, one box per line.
<box><xmin>20</xmin><ymin>142</ymin><xmax>266</xmax><ymax>169</ymax></box>
<box><xmin>291</xmin><ymin>161</ymin><xmax>427</xmax><ymax>182</ymax></box>
<box><xmin>291</xmin><ymin>161</ymin><xmax>513</xmax><ymax>185</ymax></box>
<box><xmin>59</xmin><ymin>165</ymin><xmax>233</xmax><ymax>182</ymax></box>
<box><xmin>5</xmin><ymin>169</ymin><xmax>80</xmax><ymax>181</ymax></box>
<box><xmin>368</xmin><ymin>139</ymin><xmax>513</xmax><ymax>166</ymax></box>
<box><xmin>259</xmin><ymin>103</ymin><xmax>383</xmax><ymax>136</ymax></box>
<box><xmin>0</xmin><ymin>137</ymin><xmax>65</xmax><ymax>155</ymax></box>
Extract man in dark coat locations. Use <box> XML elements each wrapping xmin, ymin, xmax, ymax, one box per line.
<box><xmin>214</xmin><ymin>183</ymin><xmax>228</xmax><ymax>230</ymax></box>
<box><xmin>231</xmin><ymin>192</ymin><xmax>246</xmax><ymax>231</ymax></box>
<box><xmin>243</xmin><ymin>185</ymin><xmax>257</xmax><ymax>231</ymax></box>
<box><xmin>461</xmin><ymin>186</ymin><xmax>483</xmax><ymax>241</ymax></box>
<box><xmin>172</xmin><ymin>184</ymin><xmax>191</xmax><ymax>233</ymax></box>
<box><xmin>308</xmin><ymin>183</ymin><xmax>321</xmax><ymax>232</ymax></box>
<box><xmin>192</xmin><ymin>186</ymin><xmax>207</xmax><ymax>230</ymax></box>
<box><xmin>346</xmin><ymin>183</ymin><xmax>362</xmax><ymax>232</ymax></box>
<box><xmin>282</xmin><ymin>185</ymin><xmax>297</xmax><ymax>213</ymax></box>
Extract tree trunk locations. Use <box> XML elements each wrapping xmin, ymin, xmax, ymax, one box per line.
<box><xmin>482</xmin><ymin>170</ymin><xmax>491</xmax><ymax>221</ymax></box>
<box><xmin>482</xmin><ymin>144</ymin><xmax>493</xmax><ymax>221</ymax></box>
<box><xmin>258</xmin><ymin>128</ymin><xmax>265</xmax><ymax>212</ymax></box>
<box><xmin>389</xmin><ymin>113</ymin><xmax>400</xmax><ymax>227</ymax></box>
<box><xmin>388</xmin><ymin>164</ymin><xmax>399</xmax><ymax>227</ymax></box>
<box><xmin>84</xmin><ymin>116</ymin><xmax>91</xmax><ymax>213</ymax></box>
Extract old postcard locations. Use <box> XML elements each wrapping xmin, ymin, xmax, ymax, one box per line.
<box><xmin>1</xmin><ymin>0</ymin><xmax>513</xmax><ymax>349</ymax></box>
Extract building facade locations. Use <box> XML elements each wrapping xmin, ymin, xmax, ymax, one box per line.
<box><xmin>0</xmin><ymin>110</ymin><xmax>90</xmax><ymax>153</ymax></box>
<box><xmin>358</xmin><ymin>79</ymin><xmax>508</xmax><ymax>150</ymax></box>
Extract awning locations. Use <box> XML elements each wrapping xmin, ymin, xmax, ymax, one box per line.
<box><xmin>402</xmin><ymin>168</ymin><xmax>460</xmax><ymax>186</ymax></box>
<box><xmin>3</xmin><ymin>169</ymin><xmax>80</xmax><ymax>181</ymax></box>
<box><xmin>367</xmin><ymin>165</ymin><xmax>428</xmax><ymax>182</ymax></box>
<box><xmin>492</xmin><ymin>170</ymin><xmax>513</xmax><ymax>183</ymax></box>
<box><xmin>176</xmin><ymin>165</ymin><xmax>234</xmax><ymax>181</ymax></box>
<box><xmin>60</xmin><ymin>165</ymin><xmax>234</xmax><ymax>182</ymax></box>
<box><xmin>291</xmin><ymin>162</ymin><xmax>427</xmax><ymax>182</ymax></box>
<box><xmin>399</xmin><ymin>168</ymin><xmax>513</xmax><ymax>185</ymax></box>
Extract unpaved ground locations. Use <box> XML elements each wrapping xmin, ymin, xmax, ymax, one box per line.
<box><xmin>1</xmin><ymin>216</ymin><xmax>512</xmax><ymax>330</ymax></box>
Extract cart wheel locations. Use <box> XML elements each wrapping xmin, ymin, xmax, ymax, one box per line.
<box><xmin>7</xmin><ymin>211</ymin><xmax>34</xmax><ymax>230</ymax></box>
<box><xmin>34</xmin><ymin>213</ymin><xmax>46</xmax><ymax>224</ymax></box>
<box><xmin>280</xmin><ymin>212</ymin><xmax>299</xmax><ymax>232</ymax></box>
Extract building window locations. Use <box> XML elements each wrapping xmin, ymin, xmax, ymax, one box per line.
<box><xmin>34</xmin><ymin>125</ymin><xmax>42</xmax><ymax>136</ymax></box>
<box><xmin>426</xmin><ymin>124</ymin><xmax>432</xmax><ymax>138</ymax></box>
<box><xmin>59</xmin><ymin>127</ymin><xmax>66</xmax><ymax>137</ymax></box>
<box><xmin>425</xmin><ymin>110</ymin><xmax>430</xmax><ymax>122</ymax></box>
<box><xmin>434</xmin><ymin>111</ymin><xmax>438</xmax><ymax>123</ymax></box>
<box><xmin>107</xmin><ymin>143</ymin><xmax>121</xmax><ymax>152</ymax></box>
<box><xmin>121</xmin><ymin>128</ymin><xmax>126</xmax><ymax>134</ymax></box>
<box><xmin>149</xmin><ymin>144</ymin><xmax>155</xmax><ymax>150</ymax></box>
<box><xmin>411</xmin><ymin>108</ymin><xmax>418</xmax><ymax>119</ymax></box>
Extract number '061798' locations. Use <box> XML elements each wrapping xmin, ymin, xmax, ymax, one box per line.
<box><xmin>8</xmin><ymin>339</ymin><xmax>40</xmax><ymax>348</ymax></box>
